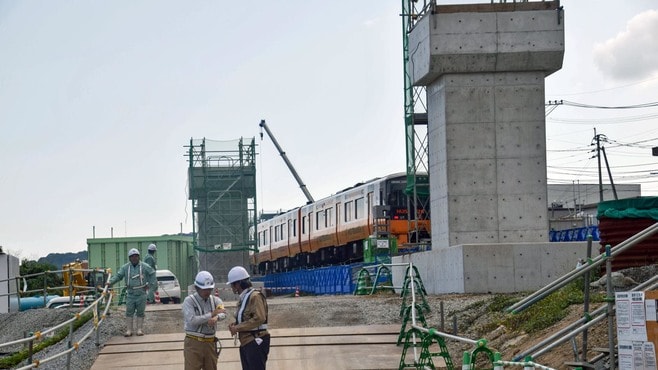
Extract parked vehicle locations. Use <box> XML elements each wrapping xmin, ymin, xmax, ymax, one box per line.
<box><xmin>156</xmin><ymin>269</ymin><xmax>181</xmax><ymax>304</ymax></box>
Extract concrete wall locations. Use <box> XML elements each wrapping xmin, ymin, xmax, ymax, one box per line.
<box><xmin>0</xmin><ymin>253</ymin><xmax>20</xmax><ymax>313</ymax></box>
<box><xmin>393</xmin><ymin>241</ymin><xmax>589</xmax><ymax>294</ymax></box>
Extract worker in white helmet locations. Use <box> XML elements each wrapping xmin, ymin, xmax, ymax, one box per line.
<box><xmin>227</xmin><ymin>266</ymin><xmax>269</xmax><ymax>370</ymax></box>
<box><xmin>106</xmin><ymin>248</ymin><xmax>156</xmax><ymax>336</ymax></box>
<box><xmin>144</xmin><ymin>244</ymin><xmax>157</xmax><ymax>303</ymax></box>
<box><xmin>182</xmin><ymin>271</ymin><xmax>227</xmax><ymax>370</ymax></box>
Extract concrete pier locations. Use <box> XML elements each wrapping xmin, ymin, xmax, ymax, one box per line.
<box><xmin>398</xmin><ymin>2</ymin><xmax>570</xmax><ymax>293</ymax></box>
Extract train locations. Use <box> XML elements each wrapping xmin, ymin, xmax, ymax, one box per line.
<box><xmin>253</xmin><ymin>172</ymin><xmax>430</xmax><ymax>274</ymax></box>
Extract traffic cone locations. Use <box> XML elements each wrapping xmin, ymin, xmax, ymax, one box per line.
<box><xmin>295</xmin><ymin>287</ymin><xmax>300</xmax><ymax>297</ymax></box>
<box><xmin>154</xmin><ymin>290</ymin><xmax>161</xmax><ymax>304</ymax></box>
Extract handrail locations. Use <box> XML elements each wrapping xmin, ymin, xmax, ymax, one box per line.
<box><xmin>0</xmin><ymin>273</ymin><xmax>115</xmax><ymax>370</ymax></box>
<box><xmin>507</xmin><ymin>221</ymin><xmax>658</xmax><ymax>313</ymax></box>
<box><xmin>513</xmin><ymin>273</ymin><xmax>658</xmax><ymax>361</ymax></box>
<box><xmin>398</xmin><ymin>262</ymin><xmax>556</xmax><ymax>370</ymax></box>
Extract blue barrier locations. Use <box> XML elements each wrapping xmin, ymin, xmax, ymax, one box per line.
<box><xmin>549</xmin><ymin>226</ymin><xmax>599</xmax><ymax>242</ymax></box>
<box><xmin>253</xmin><ymin>264</ymin><xmax>360</xmax><ymax>296</ymax></box>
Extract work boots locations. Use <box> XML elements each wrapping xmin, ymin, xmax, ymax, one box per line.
<box><xmin>124</xmin><ymin>317</ymin><xmax>134</xmax><ymax>337</ymax></box>
<box><xmin>136</xmin><ymin>317</ymin><xmax>144</xmax><ymax>336</ymax></box>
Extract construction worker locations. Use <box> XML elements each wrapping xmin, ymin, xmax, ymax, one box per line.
<box><xmin>183</xmin><ymin>271</ymin><xmax>227</xmax><ymax>370</ymax></box>
<box><xmin>144</xmin><ymin>243</ymin><xmax>157</xmax><ymax>303</ymax></box>
<box><xmin>106</xmin><ymin>248</ymin><xmax>156</xmax><ymax>336</ymax></box>
<box><xmin>227</xmin><ymin>266</ymin><xmax>270</xmax><ymax>370</ymax></box>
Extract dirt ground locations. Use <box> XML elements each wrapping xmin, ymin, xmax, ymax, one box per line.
<box><xmin>139</xmin><ymin>292</ymin><xmax>614</xmax><ymax>370</ymax></box>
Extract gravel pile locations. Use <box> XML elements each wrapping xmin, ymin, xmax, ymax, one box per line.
<box><xmin>0</xmin><ymin>306</ymin><xmax>124</xmax><ymax>370</ymax></box>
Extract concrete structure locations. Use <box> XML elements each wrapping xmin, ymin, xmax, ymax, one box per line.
<box><xmin>393</xmin><ymin>241</ymin><xmax>587</xmax><ymax>294</ymax></box>
<box><xmin>0</xmin><ymin>251</ymin><xmax>20</xmax><ymax>313</ymax></box>
<box><xmin>397</xmin><ymin>2</ymin><xmax>567</xmax><ymax>293</ymax></box>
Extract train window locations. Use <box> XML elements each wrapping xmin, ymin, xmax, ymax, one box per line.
<box><xmin>280</xmin><ymin>222</ymin><xmax>285</xmax><ymax>240</ymax></box>
<box><xmin>274</xmin><ymin>225</ymin><xmax>279</xmax><ymax>242</ymax></box>
<box><xmin>326</xmin><ymin>208</ymin><xmax>333</xmax><ymax>227</ymax></box>
<box><xmin>264</xmin><ymin>230</ymin><xmax>268</xmax><ymax>245</ymax></box>
<box><xmin>388</xmin><ymin>190</ymin><xmax>404</xmax><ymax>207</ymax></box>
<box><xmin>316</xmin><ymin>211</ymin><xmax>325</xmax><ymax>230</ymax></box>
<box><xmin>302</xmin><ymin>216</ymin><xmax>306</xmax><ymax>234</ymax></box>
<box><xmin>355</xmin><ymin>197</ymin><xmax>364</xmax><ymax>219</ymax></box>
<box><xmin>292</xmin><ymin>218</ymin><xmax>297</xmax><ymax>237</ymax></box>
<box><xmin>344</xmin><ymin>201</ymin><xmax>353</xmax><ymax>222</ymax></box>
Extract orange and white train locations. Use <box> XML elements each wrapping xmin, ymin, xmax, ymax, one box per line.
<box><xmin>253</xmin><ymin>172</ymin><xmax>430</xmax><ymax>274</ymax></box>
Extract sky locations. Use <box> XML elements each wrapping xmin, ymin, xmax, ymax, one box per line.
<box><xmin>1</xmin><ymin>1</ymin><xmax>657</xmax><ymax>260</ymax></box>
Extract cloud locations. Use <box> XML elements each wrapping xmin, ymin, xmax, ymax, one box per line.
<box><xmin>593</xmin><ymin>9</ymin><xmax>658</xmax><ymax>81</ymax></box>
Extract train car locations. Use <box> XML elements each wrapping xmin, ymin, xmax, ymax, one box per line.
<box><xmin>253</xmin><ymin>172</ymin><xmax>430</xmax><ymax>274</ymax></box>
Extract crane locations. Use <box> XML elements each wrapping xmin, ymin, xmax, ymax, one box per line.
<box><xmin>259</xmin><ymin>119</ymin><xmax>315</xmax><ymax>204</ymax></box>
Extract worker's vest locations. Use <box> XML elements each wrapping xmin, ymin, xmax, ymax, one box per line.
<box><xmin>235</xmin><ymin>288</ymin><xmax>268</xmax><ymax>330</ymax></box>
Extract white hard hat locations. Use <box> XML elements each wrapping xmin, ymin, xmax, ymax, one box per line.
<box><xmin>194</xmin><ymin>271</ymin><xmax>215</xmax><ymax>289</ymax></box>
<box><xmin>227</xmin><ymin>266</ymin><xmax>250</xmax><ymax>284</ymax></box>
<box><xmin>128</xmin><ymin>248</ymin><xmax>140</xmax><ymax>257</ymax></box>
<box><xmin>148</xmin><ymin>243</ymin><xmax>157</xmax><ymax>251</ymax></box>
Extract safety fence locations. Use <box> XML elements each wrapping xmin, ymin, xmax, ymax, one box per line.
<box><xmin>254</xmin><ymin>263</ymin><xmax>362</xmax><ymax>295</ymax></box>
<box><xmin>0</xmin><ymin>272</ymin><xmax>115</xmax><ymax>370</ymax></box>
<box><xmin>549</xmin><ymin>225</ymin><xmax>599</xmax><ymax>242</ymax></box>
<box><xmin>359</xmin><ymin>261</ymin><xmax>559</xmax><ymax>370</ymax></box>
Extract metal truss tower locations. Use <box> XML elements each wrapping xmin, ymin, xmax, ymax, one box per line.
<box><xmin>186</xmin><ymin>137</ymin><xmax>257</xmax><ymax>283</ymax></box>
<box><xmin>402</xmin><ymin>0</ymin><xmax>432</xmax><ymax>242</ymax></box>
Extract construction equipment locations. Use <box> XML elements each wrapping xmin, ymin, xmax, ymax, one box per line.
<box><xmin>61</xmin><ymin>260</ymin><xmax>89</xmax><ymax>297</ymax></box>
<box><xmin>259</xmin><ymin>119</ymin><xmax>314</xmax><ymax>203</ymax></box>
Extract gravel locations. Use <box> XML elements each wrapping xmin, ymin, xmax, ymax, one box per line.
<box><xmin>0</xmin><ymin>306</ymin><xmax>124</xmax><ymax>370</ymax></box>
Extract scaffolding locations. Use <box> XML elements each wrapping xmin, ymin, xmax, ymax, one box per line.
<box><xmin>401</xmin><ymin>0</ymin><xmax>431</xmax><ymax>243</ymax></box>
<box><xmin>186</xmin><ymin>137</ymin><xmax>257</xmax><ymax>282</ymax></box>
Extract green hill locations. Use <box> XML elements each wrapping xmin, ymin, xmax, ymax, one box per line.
<box><xmin>38</xmin><ymin>251</ymin><xmax>88</xmax><ymax>268</ymax></box>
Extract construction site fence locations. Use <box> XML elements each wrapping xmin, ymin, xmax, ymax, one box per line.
<box><xmin>549</xmin><ymin>225</ymin><xmax>599</xmax><ymax>242</ymax></box>
<box><xmin>254</xmin><ymin>263</ymin><xmax>367</xmax><ymax>295</ymax></box>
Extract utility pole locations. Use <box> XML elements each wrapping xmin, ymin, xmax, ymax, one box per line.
<box><xmin>601</xmin><ymin>146</ymin><xmax>618</xmax><ymax>200</ymax></box>
<box><xmin>595</xmin><ymin>129</ymin><xmax>603</xmax><ymax>202</ymax></box>
<box><xmin>592</xmin><ymin>129</ymin><xmax>618</xmax><ymax>202</ymax></box>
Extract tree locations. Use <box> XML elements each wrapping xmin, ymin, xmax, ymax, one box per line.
<box><xmin>20</xmin><ymin>259</ymin><xmax>63</xmax><ymax>297</ymax></box>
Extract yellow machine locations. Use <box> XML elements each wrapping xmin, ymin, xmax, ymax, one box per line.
<box><xmin>61</xmin><ymin>260</ymin><xmax>89</xmax><ymax>297</ymax></box>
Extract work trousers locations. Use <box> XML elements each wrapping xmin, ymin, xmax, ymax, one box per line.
<box><xmin>125</xmin><ymin>291</ymin><xmax>146</xmax><ymax>318</ymax></box>
<box><xmin>184</xmin><ymin>336</ymin><xmax>218</xmax><ymax>370</ymax></box>
<box><xmin>239</xmin><ymin>334</ymin><xmax>270</xmax><ymax>370</ymax></box>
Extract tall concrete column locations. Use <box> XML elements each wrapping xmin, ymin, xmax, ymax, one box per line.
<box><xmin>408</xmin><ymin>1</ymin><xmax>564</xmax><ymax>248</ymax></box>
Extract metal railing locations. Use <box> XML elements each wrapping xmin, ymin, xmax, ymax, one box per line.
<box><xmin>0</xmin><ymin>272</ymin><xmax>115</xmax><ymax>370</ymax></box>
<box><xmin>508</xmin><ymin>221</ymin><xmax>658</xmax><ymax>369</ymax></box>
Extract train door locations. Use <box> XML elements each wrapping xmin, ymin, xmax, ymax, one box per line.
<box><xmin>366</xmin><ymin>192</ymin><xmax>373</xmax><ymax>236</ymax></box>
<box><xmin>335</xmin><ymin>202</ymin><xmax>343</xmax><ymax>245</ymax></box>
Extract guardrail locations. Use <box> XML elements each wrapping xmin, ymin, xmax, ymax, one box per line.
<box><xmin>0</xmin><ymin>273</ymin><xmax>115</xmax><ymax>369</ymax></box>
